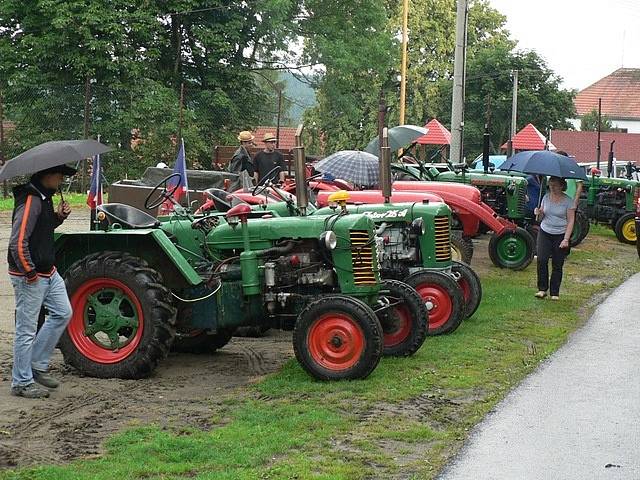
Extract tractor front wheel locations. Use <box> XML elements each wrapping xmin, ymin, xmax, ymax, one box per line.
<box><xmin>293</xmin><ymin>296</ymin><xmax>383</xmax><ymax>380</ymax></box>
<box><xmin>451</xmin><ymin>261</ymin><xmax>482</xmax><ymax>319</ymax></box>
<box><xmin>614</xmin><ymin>213</ymin><xmax>637</xmax><ymax>245</ymax></box>
<box><xmin>405</xmin><ymin>270</ymin><xmax>465</xmax><ymax>336</ymax></box>
<box><xmin>59</xmin><ymin>252</ymin><xmax>177</xmax><ymax>379</ymax></box>
<box><xmin>488</xmin><ymin>227</ymin><xmax>535</xmax><ymax>271</ymax></box>
<box><xmin>450</xmin><ymin>231</ymin><xmax>474</xmax><ymax>265</ymax></box>
<box><xmin>376</xmin><ymin>280</ymin><xmax>428</xmax><ymax>357</ymax></box>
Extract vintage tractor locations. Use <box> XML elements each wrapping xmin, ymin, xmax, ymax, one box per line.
<box><xmin>53</xmin><ymin>166</ymin><xmax>430</xmax><ymax>381</ymax></box>
<box><xmin>225</xmin><ymin>129</ymin><xmax>482</xmax><ymax>336</ymax></box>
<box><xmin>576</xmin><ymin>172</ymin><xmax>640</xmax><ymax>244</ymax></box>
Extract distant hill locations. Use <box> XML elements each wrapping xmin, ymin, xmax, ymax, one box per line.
<box><xmin>281</xmin><ymin>71</ymin><xmax>316</xmax><ymax>125</ymax></box>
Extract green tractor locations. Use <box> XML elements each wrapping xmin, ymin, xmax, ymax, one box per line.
<box><xmin>53</xmin><ymin>171</ymin><xmax>430</xmax><ymax>381</ymax></box>
<box><xmin>223</xmin><ymin>129</ymin><xmax>481</xmax><ymax>336</ymax></box>
<box><xmin>574</xmin><ymin>172</ymin><xmax>640</xmax><ymax>244</ymax></box>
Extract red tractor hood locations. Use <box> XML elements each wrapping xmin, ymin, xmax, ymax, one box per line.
<box><xmin>393</xmin><ymin>181</ymin><xmax>482</xmax><ymax>203</ymax></box>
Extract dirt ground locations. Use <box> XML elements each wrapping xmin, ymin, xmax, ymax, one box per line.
<box><xmin>0</xmin><ymin>210</ymin><xmax>635</xmax><ymax>469</ymax></box>
<box><xmin>0</xmin><ymin>210</ymin><xmax>294</xmax><ymax>468</ymax></box>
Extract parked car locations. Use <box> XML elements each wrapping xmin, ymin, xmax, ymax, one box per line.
<box><xmin>470</xmin><ymin>155</ymin><xmax>507</xmax><ymax>172</ymax></box>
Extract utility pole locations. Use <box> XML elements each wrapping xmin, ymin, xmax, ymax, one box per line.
<box><xmin>507</xmin><ymin>70</ymin><xmax>518</xmax><ymax>157</ymax></box>
<box><xmin>596</xmin><ymin>97</ymin><xmax>602</xmax><ymax>170</ymax></box>
<box><xmin>482</xmin><ymin>94</ymin><xmax>491</xmax><ymax>173</ymax></box>
<box><xmin>276</xmin><ymin>86</ymin><xmax>282</xmax><ymax>148</ymax></box>
<box><xmin>450</xmin><ymin>0</ymin><xmax>468</xmax><ymax>164</ymax></box>
<box><xmin>178</xmin><ymin>82</ymin><xmax>185</xmax><ymax>144</ymax></box>
<box><xmin>399</xmin><ymin>0</ymin><xmax>409</xmax><ymax>125</ymax></box>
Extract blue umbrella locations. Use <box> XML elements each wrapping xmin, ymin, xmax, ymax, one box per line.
<box><xmin>500</xmin><ymin>150</ymin><xmax>587</xmax><ymax>181</ymax></box>
<box><xmin>314</xmin><ymin>150</ymin><xmax>379</xmax><ymax>186</ymax></box>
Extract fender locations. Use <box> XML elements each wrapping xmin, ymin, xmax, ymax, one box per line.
<box><xmin>54</xmin><ymin>229</ymin><xmax>203</xmax><ymax>289</ymax></box>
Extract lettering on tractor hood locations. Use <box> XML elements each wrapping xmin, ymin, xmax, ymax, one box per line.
<box><xmin>361</xmin><ymin>209</ymin><xmax>409</xmax><ymax>219</ymax></box>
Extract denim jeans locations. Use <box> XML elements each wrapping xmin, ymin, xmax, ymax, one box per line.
<box><xmin>536</xmin><ymin>229</ymin><xmax>570</xmax><ymax>296</ymax></box>
<box><xmin>10</xmin><ymin>272</ymin><xmax>72</xmax><ymax>387</ymax></box>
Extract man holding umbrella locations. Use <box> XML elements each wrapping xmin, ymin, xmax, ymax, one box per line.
<box><xmin>0</xmin><ymin>139</ymin><xmax>110</xmax><ymax>398</ymax></box>
<box><xmin>7</xmin><ymin>165</ymin><xmax>76</xmax><ymax>397</ymax></box>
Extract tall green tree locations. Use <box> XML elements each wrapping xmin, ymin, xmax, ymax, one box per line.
<box><xmin>580</xmin><ymin>108</ymin><xmax>614</xmax><ymax>132</ymax></box>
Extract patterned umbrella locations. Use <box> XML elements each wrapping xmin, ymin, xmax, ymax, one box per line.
<box><xmin>314</xmin><ymin>150</ymin><xmax>379</xmax><ymax>187</ymax></box>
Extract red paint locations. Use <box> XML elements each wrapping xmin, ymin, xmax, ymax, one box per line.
<box><xmin>307</xmin><ymin>313</ymin><xmax>365</xmax><ymax>371</ymax></box>
<box><xmin>383</xmin><ymin>303</ymin><xmax>412</xmax><ymax>347</ymax></box>
<box><xmin>67</xmin><ymin>278</ymin><xmax>144</xmax><ymax>364</ymax></box>
<box><xmin>414</xmin><ymin>281</ymin><xmax>453</xmax><ymax>331</ymax></box>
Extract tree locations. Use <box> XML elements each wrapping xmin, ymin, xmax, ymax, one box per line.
<box><xmin>0</xmin><ymin>0</ymin><xmax>300</xmax><ymax>179</ymax></box>
<box><xmin>428</xmin><ymin>44</ymin><xmax>576</xmax><ymax>159</ymax></box>
<box><xmin>580</xmin><ymin>108</ymin><xmax>614</xmax><ymax>132</ymax></box>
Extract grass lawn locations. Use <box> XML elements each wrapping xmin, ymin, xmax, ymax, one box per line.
<box><xmin>2</xmin><ymin>231</ymin><xmax>638</xmax><ymax>480</ymax></box>
<box><xmin>0</xmin><ymin>193</ymin><xmax>89</xmax><ymax>212</ymax></box>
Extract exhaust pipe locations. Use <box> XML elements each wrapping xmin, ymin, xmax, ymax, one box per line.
<box><xmin>380</xmin><ymin>127</ymin><xmax>392</xmax><ymax>203</ymax></box>
<box><xmin>293</xmin><ymin>123</ymin><xmax>308</xmax><ymax>216</ymax></box>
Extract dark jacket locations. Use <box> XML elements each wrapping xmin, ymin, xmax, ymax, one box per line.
<box><xmin>7</xmin><ymin>181</ymin><xmax>63</xmax><ymax>280</ymax></box>
<box><xmin>228</xmin><ymin>146</ymin><xmax>254</xmax><ymax>191</ymax></box>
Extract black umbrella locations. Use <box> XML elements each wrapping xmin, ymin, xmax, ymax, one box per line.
<box><xmin>499</xmin><ymin>150</ymin><xmax>587</xmax><ymax>181</ymax></box>
<box><xmin>0</xmin><ymin>139</ymin><xmax>112</xmax><ymax>181</ymax></box>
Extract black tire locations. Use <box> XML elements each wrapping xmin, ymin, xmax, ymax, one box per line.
<box><xmin>405</xmin><ymin>270</ymin><xmax>465</xmax><ymax>336</ymax></box>
<box><xmin>376</xmin><ymin>280</ymin><xmax>429</xmax><ymax>357</ymax></box>
<box><xmin>451</xmin><ymin>261</ymin><xmax>482</xmax><ymax>319</ymax></box>
<box><xmin>570</xmin><ymin>209</ymin><xmax>590</xmax><ymax>247</ymax></box>
<box><xmin>293</xmin><ymin>295</ymin><xmax>383</xmax><ymax>381</ymax></box>
<box><xmin>172</xmin><ymin>307</ymin><xmax>234</xmax><ymax>353</ymax></box>
<box><xmin>614</xmin><ymin>213</ymin><xmax>637</xmax><ymax>245</ymax></box>
<box><xmin>488</xmin><ymin>227</ymin><xmax>535</xmax><ymax>271</ymax></box>
<box><xmin>59</xmin><ymin>252</ymin><xmax>177</xmax><ymax>379</ymax></box>
<box><xmin>525</xmin><ymin>224</ymin><xmax>539</xmax><ymax>255</ymax></box>
<box><xmin>450</xmin><ymin>231</ymin><xmax>473</xmax><ymax>265</ymax></box>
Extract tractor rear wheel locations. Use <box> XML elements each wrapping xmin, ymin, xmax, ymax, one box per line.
<box><xmin>293</xmin><ymin>296</ymin><xmax>383</xmax><ymax>380</ymax></box>
<box><xmin>570</xmin><ymin>209</ymin><xmax>590</xmax><ymax>247</ymax></box>
<box><xmin>488</xmin><ymin>227</ymin><xmax>535</xmax><ymax>271</ymax></box>
<box><xmin>59</xmin><ymin>252</ymin><xmax>176</xmax><ymax>379</ymax></box>
<box><xmin>376</xmin><ymin>280</ymin><xmax>428</xmax><ymax>357</ymax></box>
<box><xmin>450</xmin><ymin>231</ymin><xmax>473</xmax><ymax>265</ymax></box>
<box><xmin>405</xmin><ymin>270</ymin><xmax>465</xmax><ymax>336</ymax></box>
<box><xmin>614</xmin><ymin>213</ymin><xmax>637</xmax><ymax>244</ymax></box>
<box><xmin>451</xmin><ymin>261</ymin><xmax>482</xmax><ymax>319</ymax></box>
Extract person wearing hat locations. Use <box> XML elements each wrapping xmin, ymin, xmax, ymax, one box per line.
<box><xmin>228</xmin><ymin>131</ymin><xmax>256</xmax><ymax>191</ymax></box>
<box><xmin>7</xmin><ymin>165</ymin><xmax>75</xmax><ymax>398</ymax></box>
<box><xmin>253</xmin><ymin>132</ymin><xmax>286</xmax><ymax>185</ymax></box>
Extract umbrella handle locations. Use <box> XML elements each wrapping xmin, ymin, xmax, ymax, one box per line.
<box><xmin>58</xmin><ymin>187</ymin><xmax>65</xmax><ymax>203</ymax></box>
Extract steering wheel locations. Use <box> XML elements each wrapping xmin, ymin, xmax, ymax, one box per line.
<box><xmin>252</xmin><ymin>166</ymin><xmax>282</xmax><ymax>196</ymax></box>
<box><xmin>145</xmin><ymin>173</ymin><xmax>182</xmax><ymax>210</ymax></box>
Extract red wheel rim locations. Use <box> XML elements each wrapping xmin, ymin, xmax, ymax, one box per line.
<box><xmin>307</xmin><ymin>313</ymin><xmax>365</xmax><ymax>371</ymax></box>
<box><xmin>68</xmin><ymin>278</ymin><xmax>144</xmax><ymax>364</ymax></box>
<box><xmin>383</xmin><ymin>304</ymin><xmax>412</xmax><ymax>347</ymax></box>
<box><xmin>414</xmin><ymin>282</ymin><xmax>453</xmax><ymax>330</ymax></box>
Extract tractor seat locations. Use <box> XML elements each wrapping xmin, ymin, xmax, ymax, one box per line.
<box><xmin>204</xmin><ymin>188</ymin><xmax>233</xmax><ymax>212</ymax></box>
<box><xmin>98</xmin><ymin>203</ymin><xmax>160</xmax><ymax>229</ymax></box>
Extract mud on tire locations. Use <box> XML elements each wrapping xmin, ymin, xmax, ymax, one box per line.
<box><xmin>59</xmin><ymin>252</ymin><xmax>177</xmax><ymax>379</ymax></box>
<box><xmin>376</xmin><ymin>280</ymin><xmax>429</xmax><ymax>357</ymax></box>
<box><xmin>293</xmin><ymin>295</ymin><xmax>383</xmax><ymax>381</ymax></box>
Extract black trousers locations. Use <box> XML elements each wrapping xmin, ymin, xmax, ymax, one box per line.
<box><xmin>536</xmin><ymin>229</ymin><xmax>570</xmax><ymax>296</ymax></box>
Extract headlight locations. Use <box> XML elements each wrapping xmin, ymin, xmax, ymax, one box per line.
<box><xmin>319</xmin><ymin>231</ymin><xmax>337</xmax><ymax>250</ymax></box>
<box><xmin>410</xmin><ymin>218</ymin><xmax>426</xmax><ymax>235</ymax></box>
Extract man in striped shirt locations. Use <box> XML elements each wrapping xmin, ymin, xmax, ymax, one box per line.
<box><xmin>8</xmin><ymin>165</ymin><xmax>75</xmax><ymax>398</ymax></box>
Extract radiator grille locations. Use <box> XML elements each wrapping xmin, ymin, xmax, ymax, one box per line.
<box><xmin>350</xmin><ymin>230</ymin><xmax>377</xmax><ymax>285</ymax></box>
<box><xmin>434</xmin><ymin>216</ymin><xmax>452</xmax><ymax>262</ymax></box>
<box><xmin>516</xmin><ymin>183</ymin><xmax>527</xmax><ymax>215</ymax></box>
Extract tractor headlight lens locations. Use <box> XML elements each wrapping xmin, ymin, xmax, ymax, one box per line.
<box><xmin>410</xmin><ymin>218</ymin><xmax>426</xmax><ymax>235</ymax></box>
<box><xmin>319</xmin><ymin>231</ymin><xmax>337</xmax><ymax>250</ymax></box>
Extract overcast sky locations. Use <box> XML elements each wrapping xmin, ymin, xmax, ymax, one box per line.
<box><xmin>487</xmin><ymin>0</ymin><xmax>640</xmax><ymax>91</ymax></box>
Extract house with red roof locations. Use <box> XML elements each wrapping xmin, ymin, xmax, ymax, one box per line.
<box><xmin>416</xmin><ymin>119</ymin><xmax>451</xmax><ymax>146</ymax></box>
<box><xmin>253</xmin><ymin>126</ymin><xmax>298</xmax><ymax>150</ymax></box>
<box><xmin>570</xmin><ymin>68</ymin><xmax>640</xmax><ymax>134</ymax></box>
<box><xmin>550</xmin><ymin>130</ymin><xmax>640</xmax><ymax>166</ymax></box>
<box><xmin>500</xmin><ymin>123</ymin><xmax>555</xmax><ymax>152</ymax></box>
